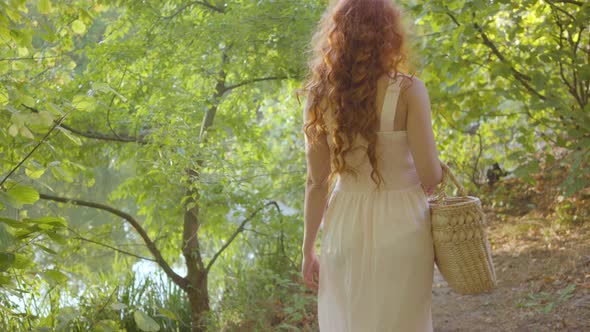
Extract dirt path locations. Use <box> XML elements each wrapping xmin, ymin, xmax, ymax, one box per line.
<box><xmin>432</xmin><ymin>211</ymin><xmax>590</xmax><ymax>332</ymax></box>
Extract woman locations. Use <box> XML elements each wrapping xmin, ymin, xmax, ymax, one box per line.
<box><xmin>300</xmin><ymin>0</ymin><xmax>443</xmax><ymax>331</ymax></box>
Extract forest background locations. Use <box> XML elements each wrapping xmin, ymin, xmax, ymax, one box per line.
<box><xmin>0</xmin><ymin>0</ymin><xmax>588</xmax><ymax>331</ymax></box>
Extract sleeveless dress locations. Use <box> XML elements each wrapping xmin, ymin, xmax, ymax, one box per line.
<box><xmin>318</xmin><ymin>76</ymin><xmax>435</xmax><ymax>332</ymax></box>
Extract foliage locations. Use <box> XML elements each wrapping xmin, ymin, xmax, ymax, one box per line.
<box><xmin>212</xmin><ymin>253</ymin><xmax>317</xmax><ymax>331</ymax></box>
<box><xmin>1</xmin><ymin>270</ymin><xmax>190</xmax><ymax>331</ymax></box>
<box><xmin>408</xmin><ymin>0</ymin><xmax>589</xmax><ymax>196</ymax></box>
<box><xmin>0</xmin><ymin>0</ymin><xmax>588</xmax><ymax>330</ymax></box>
<box><xmin>517</xmin><ymin>283</ymin><xmax>577</xmax><ymax>314</ymax></box>
<box><xmin>1</xmin><ymin>0</ymin><xmax>320</xmax><ymax>329</ymax></box>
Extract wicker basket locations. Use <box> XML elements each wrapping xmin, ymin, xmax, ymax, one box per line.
<box><xmin>428</xmin><ymin>160</ymin><xmax>497</xmax><ymax>295</ymax></box>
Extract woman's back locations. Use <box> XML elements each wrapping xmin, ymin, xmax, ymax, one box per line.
<box><xmin>324</xmin><ymin>74</ymin><xmax>420</xmax><ymax>192</ymax></box>
<box><xmin>323</xmin><ymin>73</ymin><xmax>441</xmax><ymax>193</ymax></box>
<box><xmin>317</xmin><ymin>73</ymin><xmax>436</xmax><ymax>332</ymax></box>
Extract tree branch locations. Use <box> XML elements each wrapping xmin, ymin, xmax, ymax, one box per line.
<box><xmin>551</xmin><ymin>0</ymin><xmax>583</xmax><ymax>5</ymax></box>
<box><xmin>68</xmin><ymin>227</ymin><xmax>156</xmax><ymax>262</ymax></box>
<box><xmin>0</xmin><ymin>49</ymin><xmax>80</xmax><ymax>62</ymax></box>
<box><xmin>546</xmin><ymin>0</ymin><xmax>577</xmax><ymax>20</ymax></box>
<box><xmin>199</xmin><ymin>51</ymin><xmax>229</xmax><ymax>139</ymax></box>
<box><xmin>224</xmin><ymin>76</ymin><xmax>292</xmax><ymax>91</ymax></box>
<box><xmin>205</xmin><ymin>201</ymin><xmax>278</xmax><ymax>272</ymax></box>
<box><xmin>21</xmin><ymin>105</ymin><xmax>147</xmax><ymax>144</ymax></box>
<box><xmin>59</xmin><ymin>123</ymin><xmax>147</xmax><ymax>144</ymax></box>
<box><xmin>0</xmin><ymin>55</ymin><xmax>64</xmax><ymax>62</ymax></box>
<box><xmin>106</xmin><ymin>67</ymin><xmax>128</xmax><ymax>140</ymax></box>
<box><xmin>163</xmin><ymin>0</ymin><xmax>225</xmax><ymax>19</ymax></box>
<box><xmin>445</xmin><ymin>11</ymin><xmax>461</xmax><ymax>27</ymax></box>
<box><xmin>446</xmin><ymin>11</ymin><xmax>546</xmax><ymax>101</ymax></box>
<box><xmin>39</xmin><ymin>193</ymin><xmax>188</xmax><ymax>290</ymax></box>
<box><xmin>0</xmin><ymin>114</ymin><xmax>68</xmax><ymax>188</ymax></box>
<box><xmin>471</xmin><ymin>130</ymin><xmax>484</xmax><ymax>186</ymax></box>
<box><xmin>554</xmin><ymin>13</ymin><xmax>586</xmax><ymax>110</ymax></box>
<box><xmin>573</xmin><ymin>26</ymin><xmax>587</xmax><ymax>107</ymax></box>
<box><xmin>474</xmin><ymin>23</ymin><xmax>546</xmax><ymax>99</ymax></box>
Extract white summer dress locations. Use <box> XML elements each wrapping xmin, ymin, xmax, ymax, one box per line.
<box><xmin>318</xmin><ymin>76</ymin><xmax>435</xmax><ymax>331</ymax></box>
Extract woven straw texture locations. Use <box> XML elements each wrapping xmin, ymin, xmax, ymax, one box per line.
<box><xmin>428</xmin><ymin>161</ymin><xmax>497</xmax><ymax>295</ymax></box>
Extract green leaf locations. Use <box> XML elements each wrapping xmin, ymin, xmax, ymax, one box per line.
<box><xmin>542</xmin><ymin>302</ymin><xmax>555</xmax><ymax>314</ymax></box>
<box><xmin>110</xmin><ymin>303</ymin><xmax>128</xmax><ymax>311</ymax></box>
<box><xmin>27</xmin><ymin>216</ymin><xmax>67</xmax><ymax>227</ymax></box>
<box><xmin>94</xmin><ymin>320</ymin><xmax>118</xmax><ymax>332</ymax></box>
<box><xmin>92</xmin><ymin>83</ymin><xmax>128</xmax><ymax>102</ymax></box>
<box><xmin>0</xmin><ymin>224</ymin><xmax>15</xmax><ymax>250</ymax></box>
<box><xmin>8</xmin><ymin>124</ymin><xmax>18</xmax><ymax>137</ymax></box>
<box><xmin>37</xmin><ymin>223</ymin><xmax>54</xmax><ymax>230</ymax></box>
<box><xmin>0</xmin><ymin>274</ymin><xmax>12</xmax><ymax>286</ymax></box>
<box><xmin>57</xmin><ymin>127</ymin><xmax>83</xmax><ymax>145</ymax></box>
<box><xmin>25</xmin><ymin>167</ymin><xmax>45</xmax><ymax>179</ymax></box>
<box><xmin>46</xmin><ymin>232</ymin><xmax>67</xmax><ymax>245</ymax></box>
<box><xmin>512</xmin><ymin>159</ymin><xmax>540</xmax><ymax>185</ymax></box>
<box><xmin>43</xmin><ymin>269</ymin><xmax>68</xmax><ymax>284</ymax></box>
<box><xmin>0</xmin><ymin>217</ymin><xmax>27</xmax><ymax>228</ymax></box>
<box><xmin>19</xmin><ymin>126</ymin><xmax>35</xmax><ymax>139</ymax></box>
<box><xmin>38</xmin><ymin>0</ymin><xmax>53</xmax><ymax>14</ymax></box>
<box><xmin>558</xmin><ymin>284</ymin><xmax>576</xmax><ymax>301</ymax></box>
<box><xmin>0</xmin><ymin>252</ymin><xmax>16</xmax><ymax>272</ymax></box>
<box><xmin>20</xmin><ymin>95</ymin><xmax>36</xmax><ymax>108</ymax></box>
<box><xmin>133</xmin><ymin>310</ymin><xmax>160</xmax><ymax>332</ymax></box>
<box><xmin>72</xmin><ymin>95</ymin><xmax>95</xmax><ymax>112</ymax></box>
<box><xmin>37</xmin><ymin>111</ymin><xmax>55</xmax><ymax>127</ymax></box>
<box><xmin>71</xmin><ymin>20</ymin><xmax>86</xmax><ymax>35</ymax></box>
<box><xmin>14</xmin><ymin>228</ymin><xmax>37</xmax><ymax>240</ymax></box>
<box><xmin>52</xmin><ymin>166</ymin><xmax>74</xmax><ymax>183</ymax></box>
<box><xmin>561</xmin><ymin>176</ymin><xmax>589</xmax><ymax>198</ymax></box>
<box><xmin>0</xmin><ymin>83</ymin><xmax>8</xmax><ymax>106</ymax></box>
<box><xmin>158</xmin><ymin>307</ymin><xmax>178</xmax><ymax>321</ymax></box>
<box><xmin>46</xmin><ymin>102</ymin><xmax>64</xmax><ymax>116</ymax></box>
<box><xmin>17</xmin><ymin>47</ymin><xmax>28</xmax><ymax>57</ymax></box>
<box><xmin>0</xmin><ymin>25</ymin><xmax>9</xmax><ymax>42</ymax></box>
<box><xmin>12</xmin><ymin>254</ymin><xmax>34</xmax><ymax>270</ymax></box>
<box><xmin>6</xmin><ymin>185</ymin><xmax>39</xmax><ymax>206</ymax></box>
<box><xmin>34</xmin><ymin>243</ymin><xmax>58</xmax><ymax>255</ymax></box>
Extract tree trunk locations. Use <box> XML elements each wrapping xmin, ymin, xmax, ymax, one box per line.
<box><xmin>183</xmin><ymin>54</ymin><xmax>227</xmax><ymax>331</ymax></box>
<box><xmin>187</xmin><ymin>271</ymin><xmax>210</xmax><ymax>332</ymax></box>
<box><xmin>183</xmin><ymin>177</ymin><xmax>210</xmax><ymax>332</ymax></box>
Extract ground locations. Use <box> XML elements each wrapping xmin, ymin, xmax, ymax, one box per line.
<box><xmin>432</xmin><ymin>171</ymin><xmax>590</xmax><ymax>332</ymax></box>
<box><xmin>433</xmin><ymin>210</ymin><xmax>590</xmax><ymax>331</ymax></box>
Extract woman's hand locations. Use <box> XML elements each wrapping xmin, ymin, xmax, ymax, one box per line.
<box><xmin>422</xmin><ymin>184</ymin><xmax>435</xmax><ymax>196</ymax></box>
<box><xmin>302</xmin><ymin>250</ymin><xmax>320</xmax><ymax>293</ymax></box>
<box><xmin>426</xmin><ymin>186</ymin><xmax>435</xmax><ymax>196</ymax></box>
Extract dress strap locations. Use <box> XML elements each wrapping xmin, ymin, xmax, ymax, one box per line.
<box><xmin>379</xmin><ymin>77</ymin><xmax>401</xmax><ymax>132</ymax></box>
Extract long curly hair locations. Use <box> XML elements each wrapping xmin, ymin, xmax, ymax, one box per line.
<box><xmin>300</xmin><ymin>0</ymin><xmax>412</xmax><ymax>188</ymax></box>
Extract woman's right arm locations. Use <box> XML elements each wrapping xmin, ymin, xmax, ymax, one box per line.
<box><xmin>405</xmin><ymin>77</ymin><xmax>443</xmax><ymax>193</ymax></box>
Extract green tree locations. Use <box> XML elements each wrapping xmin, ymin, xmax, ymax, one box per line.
<box><xmin>1</xmin><ymin>0</ymin><xmax>588</xmax><ymax>330</ymax></box>
<box><xmin>409</xmin><ymin>0</ymin><xmax>589</xmax><ymax>194</ymax></box>
<box><xmin>1</xmin><ymin>0</ymin><xmax>320</xmax><ymax>330</ymax></box>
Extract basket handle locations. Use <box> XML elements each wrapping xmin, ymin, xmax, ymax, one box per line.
<box><xmin>428</xmin><ymin>160</ymin><xmax>468</xmax><ymax>202</ymax></box>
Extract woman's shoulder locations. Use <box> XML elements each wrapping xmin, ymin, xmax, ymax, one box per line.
<box><xmin>391</xmin><ymin>72</ymin><xmax>425</xmax><ymax>91</ymax></box>
<box><xmin>393</xmin><ymin>73</ymin><xmax>428</xmax><ymax>103</ymax></box>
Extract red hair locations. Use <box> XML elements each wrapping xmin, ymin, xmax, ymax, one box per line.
<box><xmin>300</xmin><ymin>0</ymin><xmax>412</xmax><ymax>187</ymax></box>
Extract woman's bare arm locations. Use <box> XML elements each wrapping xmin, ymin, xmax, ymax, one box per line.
<box><xmin>405</xmin><ymin>77</ymin><xmax>443</xmax><ymax>192</ymax></box>
<box><xmin>302</xmin><ymin>97</ymin><xmax>331</xmax><ymax>257</ymax></box>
